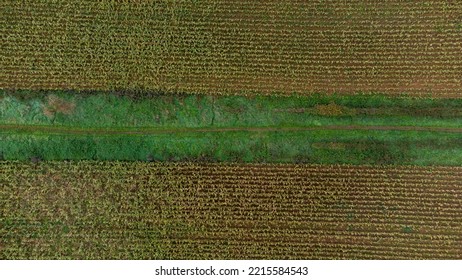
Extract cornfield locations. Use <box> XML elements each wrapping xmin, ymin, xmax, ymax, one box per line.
<box><xmin>1</xmin><ymin>161</ymin><xmax>461</xmax><ymax>259</ymax></box>
<box><xmin>1</xmin><ymin>0</ymin><xmax>461</xmax><ymax>96</ymax></box>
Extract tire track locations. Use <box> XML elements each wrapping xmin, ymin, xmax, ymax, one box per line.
<box><xmin>1</xmin><ymin>124</ymin><xmax>462</xmax><ymax>135</ymax></box>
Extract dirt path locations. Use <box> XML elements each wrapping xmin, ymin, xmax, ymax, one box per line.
<box><xmin>1</xmin><ymin>124</ymin><xmax>462</xmax><ymax>135</ymax></box>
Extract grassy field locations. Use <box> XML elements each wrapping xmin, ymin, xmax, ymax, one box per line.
<box><xmin>2</xmin><ymin>90</ymin><xmax>462</xmax><ymax>128</ymax></box>
<box><xmin>1</xmin><ymin>91</ymin><xmax>462</xmax><ymax>164</ymax></box>
<box><xmin>2</xmin><ymin>161</ymin><xmax>461</xmax><ymax>259</ymax></box>
<box><xmin>1</xmin><ymin>0</ymin><xmax>461</xmax><ymax>96</ymax></box>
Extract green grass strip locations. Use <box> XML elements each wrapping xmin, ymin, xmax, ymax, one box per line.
<box><xmin>1</xmin><ymin>90</ymin><xmax>461</xmax><ymax>165</ymax></box>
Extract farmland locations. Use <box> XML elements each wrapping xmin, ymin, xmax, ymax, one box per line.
<box><xmin>1</xmin><ymin>0</ymin><xmax>462</xmax><ymax>261</ymax></box>
<box><xmin>1</xmin><ymin>161</ymin><xmax>461</xmax><ymax>259</ymax></box>
<box><xmin>1</xmin><ymin>0</ymin><xmax>461</xmax><ymax>96</ymax></box>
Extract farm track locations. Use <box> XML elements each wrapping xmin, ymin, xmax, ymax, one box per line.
<box><xmin>1</xmin><ymin>161</ymin><xmax>462</xmax><ymax>259</ymax></box>
<box><xmin>2</xmin><ymin>124</ymin><xmax>462</xmax><ymax>135</ymax></box>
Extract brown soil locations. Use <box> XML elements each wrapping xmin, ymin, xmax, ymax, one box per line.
<box><xmin>42</xmin><ymin>95</ymin><xmax>76</xmax><ymax>118</ymax></box>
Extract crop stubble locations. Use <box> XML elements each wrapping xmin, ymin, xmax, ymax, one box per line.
<box><xmin>1</xmin><ymin>161</ymin><xmax>461</xmax><ymax>259</ymax></box>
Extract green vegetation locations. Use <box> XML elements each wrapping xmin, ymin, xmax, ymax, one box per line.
<box><xmin>2</xmin><ymin>90</ymin><xmax>462</xmax><ymax>128</ymax></box>
<box><xmin>3</xmin><ymin>130</ymin><xmax>462</xmax><ymax>165</ymax></box>
<box><xmin>1</xmin><ymin>91</ymin><xmax>461</xmax><ymax>165</ymax></box>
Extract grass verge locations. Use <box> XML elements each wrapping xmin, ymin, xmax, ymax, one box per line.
<box><xmin>1</xmin><ymin>91</ymin><xmax>461</xmax><ymax>165</ymax></box>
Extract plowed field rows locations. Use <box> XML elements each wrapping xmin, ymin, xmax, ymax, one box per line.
<box><xmin>1</xmin><ymin>0</ymin><xmax>461</xmax><ymax>96</ymax></box>
<box><xmin>2</xmin><ymin>161</ymin><xmax>461</xmax><ymax>259</ymax></box>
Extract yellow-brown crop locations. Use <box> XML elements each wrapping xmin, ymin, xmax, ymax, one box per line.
<box><xmin>2</xmin><ymin>161</ymin><xmax>461</xmax><ymax>259</ymax></box>
<box><xmin>1</xmin><ymin>1</ymin><xmax>461</xmax><ymax>97</ymax></box>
